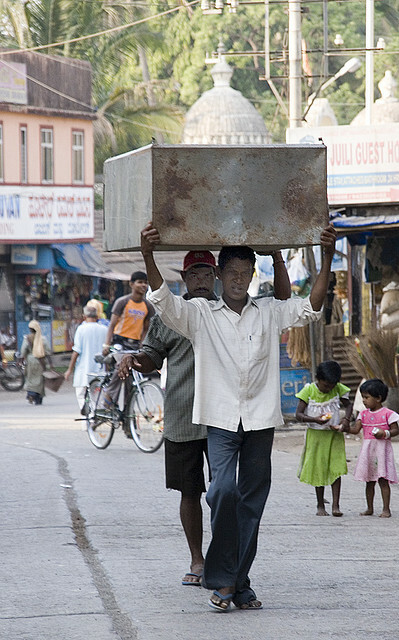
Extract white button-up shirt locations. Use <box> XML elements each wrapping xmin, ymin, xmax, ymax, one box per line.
<box><xmin>149</xmin><ymin>282</ymin><xmax>322</xmax><ymax>431</ymax></box>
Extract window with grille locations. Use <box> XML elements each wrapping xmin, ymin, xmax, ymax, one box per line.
<box><xmin>72</xmin><ymin>130</ymin><xmax>84</xmax><ymax>184</ymax></box>
<box><xmin>41</xmin><ymin>128</ymin><xmax>53</xmax><ymax>183</ymax></box>
<box><xmin>20</xmin><ymin>126</ymin><xmax>27</xmax><ymax>183</ymax></box>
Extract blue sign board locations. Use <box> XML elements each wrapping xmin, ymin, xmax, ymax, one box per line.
<box><xmin>280</xmin><ymin>368</ymin><xmax>311</xmax><ymax>415</ymax></box>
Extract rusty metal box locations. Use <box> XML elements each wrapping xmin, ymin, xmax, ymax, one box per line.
<box><xmin>103</xmin><ymin>143</ymin><xmax>328</xmax><ymax>251</ymax></box>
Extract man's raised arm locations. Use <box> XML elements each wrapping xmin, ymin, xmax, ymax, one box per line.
<box><xmin>309</xmin><ymin>224</ymin><xmax>337</xmax><ymax>312</ymax></box>
<box><xmin>141</xmin><ymin>222</ymin><xmax>164</xmax><ymax>291</ymax></box>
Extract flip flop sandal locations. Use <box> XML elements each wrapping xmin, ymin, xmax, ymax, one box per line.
<box><xmin>182</xmin><ymin>572</ymin><xmax>202</xmax><ymax>586</ymax></box>
<box><xmin>208</xmin><ymin>591</ymin><xmax>233</xmax><ymax>612</ymax></box>
<box><xmin>234</xmin><ymin>599</ymin><xmax>263</xmax><ymax>610</ymax></box>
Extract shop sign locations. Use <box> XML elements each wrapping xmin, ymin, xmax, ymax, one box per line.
<box><xmin>11</xmin><ymin>245</ymin><xmax>37</xmax><ymax>265</ymax></box>
<box><xmin>52</xmin><ymin>320</ymin><xmax>68</xmax><ymax>353</ymax></box>
<box><xmin>280</xmin><ymin>368</ymin><xmax>312</xmax><ymax>415</ymax></box>
<box><xmin>0</xmin><ymin>185</ymin><xmax>94</xmax><ymax>242</ymax></box>
<box><xmin>287</xmin><ymin>123</ymin><xmax>399</xmax><ymax>205</ymax></box>
<box><xmin>0</xmin><ymin>61</ymin><xmax>27</xmax><ymax>105</ymax></box>
<box><xmin>52</xmin><ymin>320</ymin><xmax>79</xmax><ymax>352</ymax></box>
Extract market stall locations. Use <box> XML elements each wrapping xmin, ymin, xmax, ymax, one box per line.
<box><xmin>13</xmin><ymin>244</ymin><xmax>128</xmax><ymax>351</ymax></box>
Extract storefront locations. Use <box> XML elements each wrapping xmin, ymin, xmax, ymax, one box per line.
<box><xmin>287</xmin><ymin>122</ymin><xmax>399</xmax><ymax>337</ymax></box>
<box><xmin>333</xmin><ymin>212</ymin><xmax>399</xmax><ymax>334</ymax></box>
<box><xmin>0</xmin><ymin>265</ymin><xmax>15</xmax><ymax>351</ymax></box>
<box><xmin>13</xmin><ymin>244</ymin><xmax>128</xmax><ymax>352</ymax></box>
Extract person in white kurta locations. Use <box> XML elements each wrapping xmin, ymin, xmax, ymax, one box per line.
<box><xmin>64</xmin><ymin>305</ymin><xmax>108</xmax><ymax>410</ymax></box>
<box><xmin>140</xmin><ymin>222</ymin><xmax>337</xmax><ymax>612</ymax></box>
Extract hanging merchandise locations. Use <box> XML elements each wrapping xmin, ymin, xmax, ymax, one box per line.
<box><xmin>380</xmin><ymin>281</ymin><xmax>399</xmax><ymax>330</ymax></box>
<box><xmin>287</xmin><ymin>251</ymin><xmax>311</xmax><ymax>297</ymax></box>
<box><xmin>0</xmin><ymin>272</ymin><xmax>13</xmax><ymax>312</ymax></box>
<box><xmin>286</xmin><ymin>326</ymin><xmax>312</xmax><ymax>369</ymax></box>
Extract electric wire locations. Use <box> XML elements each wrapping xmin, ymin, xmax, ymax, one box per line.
<box><xmin>0</xmin><ymin>0</ymin><xmax>199</xmax><ymax>57</ymax></box>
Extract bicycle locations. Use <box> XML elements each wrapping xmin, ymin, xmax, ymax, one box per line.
<box><xmin>85</xmin><ymin>347</ymin><xmax>164</xmax><ymax>452</ymax></box>
<box><xmin>0</xmin><ymin>355</ymin><xmax>25</xmax><ymax>392</ymax></box>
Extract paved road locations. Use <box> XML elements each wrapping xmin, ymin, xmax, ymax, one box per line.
<box><xmin>1</xmin><ymin>383</ymin><xmax>399</xmax><ymax>639</ymax></box>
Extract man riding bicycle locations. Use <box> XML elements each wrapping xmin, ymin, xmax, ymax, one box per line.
<box><xmin>102</xmin><ymin>271</ymin><xmax>155</xmax><ymax>408</ymax></box>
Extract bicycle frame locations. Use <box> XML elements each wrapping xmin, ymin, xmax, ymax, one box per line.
<box><xmin>85</xmin><ymin>348</ymin><xmax>148</xmax><ymax>426</ymax></box>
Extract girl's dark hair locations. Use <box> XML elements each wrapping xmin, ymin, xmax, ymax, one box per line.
<box><xmin>316</xmin><ymin>360</ymin><xmax>342</xmax><ymax>385</ymax></box>
<box><xmin>218</xmin><ymin>246</ymin><xmax>256</xmax><ymax>271</ymax></box>
<box><xmin>359</xmin><ymin>378</ymin><xmax>388</xmax><ymax>402</ymax></box>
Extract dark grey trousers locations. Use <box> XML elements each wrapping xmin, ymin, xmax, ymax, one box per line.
<box><xmin>203</xmin><ymin>423</ymin><xmax>274</xmax><ymax>605</ymax></box>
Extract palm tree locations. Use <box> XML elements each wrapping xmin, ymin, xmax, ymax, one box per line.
<box><xmin>0</xmin><ymin>0</ymin><xmax>183</xmax><ymax>169</ymax></box>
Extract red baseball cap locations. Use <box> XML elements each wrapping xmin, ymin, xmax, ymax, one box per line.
<box><xmin>182</xmin><ymin>250</ymin><xmax>216</xmax><ymax>272</ymax></box>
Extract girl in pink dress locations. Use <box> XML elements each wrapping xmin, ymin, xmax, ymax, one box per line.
<box><xmin>341</xmin><ymin>379</ymin><xmax>399</xmax><ymax>518</ymax></box>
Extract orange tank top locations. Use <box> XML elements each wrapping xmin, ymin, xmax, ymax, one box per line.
<box><xmin>114</xmin><ymin>299</ymin><xmax>149</xmax><ymax>340</ymax></box>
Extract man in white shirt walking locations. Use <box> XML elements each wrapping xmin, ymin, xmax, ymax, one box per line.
<box><xmin>64</xmin><ymin>305</ymin><xmax>108</xmax><ymax>413</ymax></box>
<box><xmin>140</xmin><ymin>221</ymin><xmax>336</xmax><ymax>612</ymax></box>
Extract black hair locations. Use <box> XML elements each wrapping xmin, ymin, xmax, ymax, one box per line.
<box><xmin>316</xmin><ymin>360</ymin><xmax>342</xmax><ymax>385</ymax></box>
<box><xmin>359</xmin><ymin>378</ymin><xmax>388</xmax><ymax>402</ymax></box>
<box><xmin>218</xmin><ymin>246</ymin><xmax>256</xmax><ymax>271</ymax></box>
<box><xmin>130</xmin><ymin>271</ymin><xmax>147</xmax><ymax>282</ymax></box>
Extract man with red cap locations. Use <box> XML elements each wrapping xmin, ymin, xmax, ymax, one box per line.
<box><xmin>120</xmin><ymin>248</ymin><xmax>291</xmax><ymax>588</ymax></box>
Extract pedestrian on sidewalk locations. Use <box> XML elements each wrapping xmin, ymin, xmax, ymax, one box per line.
<box><xmin>139</xmin><ymin>221</ymin><xmax>336</xmax><ymax>613</ymax></box>
<box><xmin>21</xmin><ymin>320</ymin><xmax>51</xmax><ymax>405</ymax></box>
<box><xmin>119</xmin><ymin>249</ymin><xmax>291</xmax><ymax>588</ymax></box>
<box><xmin>64</xmin><ymin>305</ymin><xmax>108</xmax><ymax>413</ymax></box>
<box><xmin>341</xmin><ymin>378</ymin><xmax>399</xmax><ymax>518</ymax></box>
<box><xmin>295</xmin><ymin>360</ymin><xmax>353</xmax><ymax>517</ymax></box>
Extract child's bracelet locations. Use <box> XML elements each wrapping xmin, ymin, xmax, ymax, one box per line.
<box><xmin>385</xmin><ymin>430</ymin><xmax>391</xmax><ymax>439</ymax></box>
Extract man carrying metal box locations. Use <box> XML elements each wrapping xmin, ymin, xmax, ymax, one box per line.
<box><xmin>139</xmin><ymin>221</ymin><xmax>336</xmax><ymax>612</ymax></box>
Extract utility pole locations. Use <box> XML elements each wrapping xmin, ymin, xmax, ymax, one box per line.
<box><xmin>365</xmin><ymin>0</ymin><xmax>374</xmax><ymax>125</ymax></box>
<box><xmin>288</xmin><ymin>0</ymin><xmax>302</xmax><ymax>129</ymax></box>
<box><xmin>323</xmin><ymin>0</ymin><xmax>328</xmax><ymax>81</ymax></box>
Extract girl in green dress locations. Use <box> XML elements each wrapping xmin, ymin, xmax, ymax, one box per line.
<box><xmin>296</xmin><ymin>360</ymin><xmax>353</xmax><ymax>516</ymax></box>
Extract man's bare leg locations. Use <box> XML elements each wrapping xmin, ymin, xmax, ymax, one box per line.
<box><xmin>180</xmin><ymin>494</ymin><xmax>204</xmax><ymax>583</ymax></box>
<box><xmin>316</xmin><ymin>486</ymin><xmax>329</xmax><ymax>516</ymax></box>
<box><xmin>360</xmin><ymin>480</ymin><xmax>375</xmax><ymax>515</ymax></box>
<box><xmin>378</xmin><ymin>478</ymin><xmax>391</xmax><ymax>518</ymax></box>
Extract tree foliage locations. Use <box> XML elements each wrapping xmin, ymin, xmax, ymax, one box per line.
<box><xmin>0</xmin><ymin>0</ymin><xmax>183</xmax><ymax>170</ymax></box>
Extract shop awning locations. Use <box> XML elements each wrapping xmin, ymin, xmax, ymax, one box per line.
<box><xmin>52</xmin><ymin>244</ymin><xmax>129</xmax><ymax>280</ymax></box>
<box><xmin>332</xmin><ymin>214</ymin><xmax>399</xmax><ymax>233</ymax></box>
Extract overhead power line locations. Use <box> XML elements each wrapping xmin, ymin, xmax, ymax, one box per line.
<box><xmin>0</xmin><ymin>0</ymin><xmax>199</xmax><ymax>57</ymax></box>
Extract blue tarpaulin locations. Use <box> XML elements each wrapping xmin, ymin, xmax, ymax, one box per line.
<box><xmin>332</xmin><ymin>214</ymin><xmax>399</xmax><ymax>231</ymax></box>
<box><xmin>52</xmin><ymin>243</ymin><xmax>114</xmax><ymax>277</ymax></box>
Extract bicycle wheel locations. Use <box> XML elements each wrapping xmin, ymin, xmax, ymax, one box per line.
<box><xmin>86</xmin><ymin>378</ymin><xmax>115</xmax><ymax>450</ymax></box>
<box><xmin>127</xmin><ymin>381</ymin><xmax>164</xmax><ymax>453</ymax></box>
<box><xmin>1</xmin><ymin>363</ymin><xmax>25</xmax><ymax>391</ymax></box>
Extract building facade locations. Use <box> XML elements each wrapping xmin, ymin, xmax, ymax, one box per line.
<box><xmin>0</xmin><ymin>51</ymin><xmax>105</xmax><ymax>352</ymax></box>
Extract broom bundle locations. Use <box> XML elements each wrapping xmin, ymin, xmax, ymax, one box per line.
<box><xmin>286</xmin><ymin>326</ymin><xmax>312</xmax><ymax>369</ymax></box>
<box><xmin>340</xmin><ymin>329</ymin><xmax>398</xmax><ymax>388</ymax></box>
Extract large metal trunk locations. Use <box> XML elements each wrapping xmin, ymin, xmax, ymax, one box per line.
<box><xmin>103</xmin><ymin>143</ymin><xmax>328</xmax><ymax>251</ymax></box>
